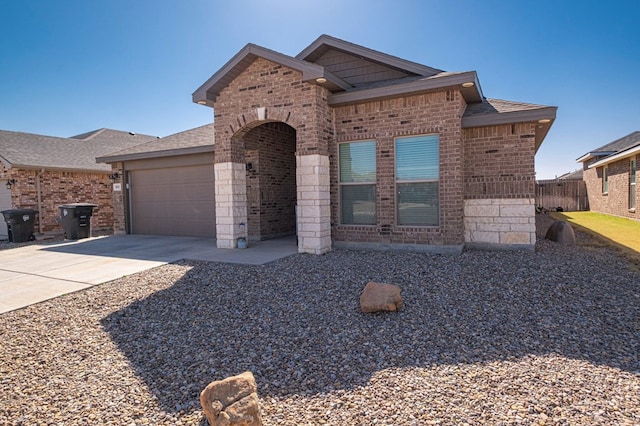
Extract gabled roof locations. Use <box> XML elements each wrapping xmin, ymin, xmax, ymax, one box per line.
<box><xmin>462</xmin><ymin>99</ymin><xmax>557</xmax><ymax>152</ymax></box>
<box><xmin>578</xmin><ymin>131</ymin><xmax>640</xmax><ymax>168</ymax></box>
<box><xmin>0</xmin><ymin>129</ymin><xmax>156</xmax><ymax>173</ymax></box>
<box><xmin>193</xmin><ymin>34</ymin><xmax>484</xmax><ymax>106</ymax></box>
<box><xmin>576</xmin><ymin>131</ymin><xmax>640</xmax><ymax>163</ymax></box>
<box><xmin>97</xmin><ymin>123</ymin><xmax>215</xmax><ymax>163</ymax></box>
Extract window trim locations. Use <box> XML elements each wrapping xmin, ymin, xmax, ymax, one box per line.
<box><xmin>394</xmin><ymin>134</ymin><xmax>440</xmax><ymax>227</ymax></box>
<box><xmin>602</xmin><ymin>166</ymin><xmax>609</xmax><ymax>194</ymax></box>
<box><xmin>338</xmin><ymin>139</ymin><xmax>377</xmax><ymax>226</ymax></box>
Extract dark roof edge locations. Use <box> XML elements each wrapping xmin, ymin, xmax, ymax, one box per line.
<box><xmin>10</xmin><ymin>164</ymin><xmax>109</xmax><ymax>174</ymax></box>
<box><xmin>193</xmin><ymin>43</ymin><xmax>325</xmax><ymax>105</ymax></box>
<box><xmin>296</xmin><ymin>34</ymin><xmax>443</xmax><ymax>77</ymax></box>
<box><xmin>327</xmin><ymin>71</ymin><xmax>482</xmax><ymax>106</ymax></box>
<box><xmin>97</xmin><ymin>145</ymin><xmax>215</xmax><ymax>164</ymax></box>
<box><xmin>461</xmin><ymin>106</ymin><xmax>558</xmax><ymax>128</ymax></box>
<box><xmin>587</xmin><ymin>144</ymin><xmax>640</xmax><ymax>168</ymax></box>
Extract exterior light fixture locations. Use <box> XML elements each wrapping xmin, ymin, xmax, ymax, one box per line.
<box><xmin>316</xmin><ymin>77</ymin><xmax>327</xmax><ymax>84</ymax></box>
<box><xmin>196</xmin><ymin>100</ymin><xmax>207</xmax><ymax>105</ymax></box>
<box><xmin>538</xmin><ymin>118</ymin><xmax>551</xmax><ymax>124</ymax></box>
<box><xmin>462</xmin><ymin>82</ymin><xmax>475</xmax><ymax>88</ymax></box>
<box><xmin>108</xmin><ymin>172</ymin><xmax>120</xmax><ymax>181</ymax></box>
<box><xmin>5</xmin><ymin>179</ymin><xmax>16</xmax><ymax>190</ymax></box>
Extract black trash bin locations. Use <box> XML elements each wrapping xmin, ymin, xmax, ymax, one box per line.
<box><xmin>1</xmin><ymin>209</ymin><xmax>38</xmax><ymax>243</ymax></box>
<box><xmin>59</xmin><ymin>203</ymin><xmax>97</xmax><ymax>240</ymax></box>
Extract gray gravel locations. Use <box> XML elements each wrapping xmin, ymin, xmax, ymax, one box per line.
<box><xmin>1</xmin><ymin>214</ymin><xmax>639</xmax><ymax>425</ymax></box>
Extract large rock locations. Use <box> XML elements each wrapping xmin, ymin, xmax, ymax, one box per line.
<box><xmin>545</xmin><ymin>220</ymin><xmax>576</xmax><ymax>244</ymax></box>
<box><xmin>360</xmin><ymin>281</ymin><xmax>403</xmax><ymax>313</ymax></box>
<box><xmin>200</xmin><ymin>371</ymin><xmax>263</xmax><ymax>426</ymax></box>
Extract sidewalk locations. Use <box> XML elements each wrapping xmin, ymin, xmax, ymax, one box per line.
<box><xmin>0</xmin><ymin>235</ymin><xmax>298</xmax><ymax>314</ymax></box>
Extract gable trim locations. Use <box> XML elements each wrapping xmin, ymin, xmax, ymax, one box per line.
<box><xmin>192</xmin><ymin>43</ymin><xmax>352</xmax><ymax>105</ymax></box>
<box><xmin>297</xmin><ymin>34</ymin><xmax>443</xmax><ymax>77</ymax></box>
<box><xmin>327</xmin><ymin>71</ymin><xmax>483</xmax><ymax>106</ymax></box>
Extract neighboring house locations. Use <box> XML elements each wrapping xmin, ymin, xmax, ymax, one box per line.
<box><xmin>96</xmin><ymin>124</ymin><xmax>215</xmax><ymax>237</ymax></box>
<box><xmin>101</xmin><ymin>34</ymin><xmax>557</xmax><ymax>253</ymax></box>
<box><xmin>577</xmin><ymin>131</ymin><xmax>639</xmax><ymax>220</ymax></box>
<box><xmin>0</xmin><ymin>128</ymin><xmax>156</xmax><ymax>239</ymax></box>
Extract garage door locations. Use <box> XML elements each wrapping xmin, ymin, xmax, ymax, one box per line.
<box><xmin>128</xmin><ymin>164</ymin><xmax>215</xmax><ymax>237</ymax></box>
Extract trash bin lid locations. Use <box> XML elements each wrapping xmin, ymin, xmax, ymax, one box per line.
<box><xmin>59</xmin><ymin>203</ymin><xmax>98</xmax><ymax>209</ymax></box>
<box><xmin>1</xmin><ymin>208</ymin><xmax>38</xmax><ymax>215</ymax></box>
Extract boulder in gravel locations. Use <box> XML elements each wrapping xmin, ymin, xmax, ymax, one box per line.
<box><xmin>360</xmin><ymin>281</ymin><xmax>403</xmax><ymax>313</ymax></box>
<box><xmin>200</xmin><ymin>371</ymin><xmax>263</xmax><ymax>426</ymax></box>
<box><xmin>544</xmin><ymin>220</ymin><xmax>576</xmax><ymax>244</ymax></box>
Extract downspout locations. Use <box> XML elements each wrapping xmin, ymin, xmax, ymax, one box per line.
<box><xmin>36</xmin><ymin>169</ymin><xmax>45</xmax><ymax>234</ymax></box>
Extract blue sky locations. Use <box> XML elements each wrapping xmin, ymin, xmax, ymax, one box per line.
<box><xmin>1</xmin><ymin>0</ymin><xmax>638</xmax><ymax>179</ymax></box>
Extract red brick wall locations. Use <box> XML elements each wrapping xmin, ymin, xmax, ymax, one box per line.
<box><xmin>583</xmin><ymin>155</ymin><xmax>638</xmax><ymax>220</ymax></box>
<box><xmin>463</xmin><ymin>122</ymin><xmax>537</xmax><ymax>200</ymax></box>
<box><xmin>331</xmin><ymin>90</ymin><xmax>466</xmax><ymax>245</ymax></box>
<box><xmin>0</xmin><ymin>164</ymin><xmax>113</xmax><ymax>234</ymax></box>
<box><xmin>213</xmin><ymin>57</ymin><xmax>333</xmax><ymax>163</ymax></box>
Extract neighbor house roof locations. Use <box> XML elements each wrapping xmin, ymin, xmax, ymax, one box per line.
<box><xmin>97</xmin><ymin>123</ymin><xmax>215</xmax><ymax>163</ymax></box>
<box><xmin>0</xmin><ymin>129</ymin><xmax>156</xmax><ymax>173</ymax></box>
<box><xmin>576</xmin><ymin>131</ymin><xmax>640</xmax><ymax>166</ymax></box>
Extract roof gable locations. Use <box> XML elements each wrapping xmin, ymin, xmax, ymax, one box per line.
<box><xmin>297</xmin><ymin>34</ymin><xmax>442</xmax><ymax>79</ymax></box>
<box><xmin>192</xmin><ymin>43</ymin><xmax>351</xmax><ymax>105</ymax></box>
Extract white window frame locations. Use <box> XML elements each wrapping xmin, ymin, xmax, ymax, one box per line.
<box><xmin>602</xmin><ymin>166</ymin><xmax>609</xmax><ymax>194</ymax></box>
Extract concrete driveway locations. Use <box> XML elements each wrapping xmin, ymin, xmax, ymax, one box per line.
<box><xmin>0</xmin><ymin>235</ymin><xmax>298</xmax><ymax>314</ymax></box>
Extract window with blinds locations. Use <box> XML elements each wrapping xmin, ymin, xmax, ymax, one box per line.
<box><xmin>339</xmin><ymin>140</ymin><xmax>376</xmax><ymax>225</ymax></box>
<box><xmin>395</xmin><ymin>134</ymin><xmax>439</xmax><ymax>226</ymax></box>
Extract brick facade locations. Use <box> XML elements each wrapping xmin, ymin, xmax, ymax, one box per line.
<box><xmin>0</xmin><ymin>163</ymin><xmax>113</xmax><ymax>235</ymax></box>
<box><xmin>583</xmin><ymin>155</ymin><xmax>638</xmax><ymax>220</ymax></box>
<box><xmin>330</xmin><ymin>91</ymin><xmax>466</xmax><ymax>246</ymax></box>
<box><xmin>202</xmin><ymin>56</ymin><xmax>546</xmax><ymax>251</ymax></box>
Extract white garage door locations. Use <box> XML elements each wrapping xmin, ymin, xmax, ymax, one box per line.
<box><xmin>128</xmin><ymin>164</ymin><xmax>216</xmax><ymax>237</ymax></box>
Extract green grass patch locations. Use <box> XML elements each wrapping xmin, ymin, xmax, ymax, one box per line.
<box><xmin>551</xmin><ymin>211</ymin><xmax>640</xmax><ymax>269</ymax></box>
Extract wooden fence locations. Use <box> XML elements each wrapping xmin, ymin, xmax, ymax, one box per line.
<box><xmin>535</xmin><ymin>179</ymin><xmax>589</xmax><ymax>212</ymax></box>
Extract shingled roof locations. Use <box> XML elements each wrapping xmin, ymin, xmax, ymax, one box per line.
<box><xmin>577</xmin><ymin>131</ymin><xmax>640</xmax><ymax>167</ymax></box>
<box><xmin>0</xmin><ymin>128</ymin><xmax>156</xmax><ymax>172</ymax></box>
<box><xmin>97</xmin><ymin>123</ymin><xmax>214</xmax><ymax>163</ymax></box>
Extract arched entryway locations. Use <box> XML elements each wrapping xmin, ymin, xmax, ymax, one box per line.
<box><xmin>242</xmin><ymin>122</ymin><xmax>297</xmax><ymax>241</ymax></box>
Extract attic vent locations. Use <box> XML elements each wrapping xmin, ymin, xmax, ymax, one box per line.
<box><xmin>129</xmin><ymin>131</ymin><xmax>136</xmax><ymax>135</ymax></box>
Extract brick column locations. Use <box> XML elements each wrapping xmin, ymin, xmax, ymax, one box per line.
<box><xmin>296</xmin><ymin>154</ymin><xmax>331</xmax><ymax>254</ymax></box>
<box><xmin>214</xmin><ymin>162</ymin><xmax>247</xmax><ymax>249</ymax></box>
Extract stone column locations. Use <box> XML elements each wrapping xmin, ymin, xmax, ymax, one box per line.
<box><xmin>296</xmin><ymin>154</ymin><xmax>331</xmax><ymax>254</ymax></box>
<box><xmin>214</xmin><ymin>162</ymin><xmax>247</xmax><ymax>249</ymax></box>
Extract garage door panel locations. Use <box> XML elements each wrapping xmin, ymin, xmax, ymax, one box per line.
<box><xmin>129</xmin><ymin>164</ymin><xmax>216</xmax><ymax>237</ymax></box>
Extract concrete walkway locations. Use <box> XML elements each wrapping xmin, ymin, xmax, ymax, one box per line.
<box><xmin>0</xmin><ymin>235</ymin><xmax>298</xmax><ymax>314</ymax></box>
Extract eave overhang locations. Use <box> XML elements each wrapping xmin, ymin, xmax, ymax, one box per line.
<box><xmin>192</xmin><ymin>43</ymin><xmax>352</xmax><ymax>106</ymax></box>
<box><xmin>9</xmin><ymin>164</ymin><xmax>110</xmax><ymax>174</ymax></box>
<box><xmin>576</xmin><ymin>151</ymin><xmax>617</xmax><ymax>163</ymax></box>
<box><xmin>327</xmin><ymin>71</ymin><xmax>483</xmax><ymax>106</ymax></box>
<box><xmin>587</xmin><ymin>145</ymin><xmax>640</xmax><ymax>169</ymax></box>
<box><xmin>96</xmin><ymin>145</ymin><xmax>215</xmax><ymax>164</ymax></box>
<box><xmin>462</xmin><ymin>104</ymin><xmax>557</xmax><ymax>153</ymax></box>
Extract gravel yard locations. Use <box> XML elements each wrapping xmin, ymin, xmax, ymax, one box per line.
<box><xmin>1</xmin><ymin>214</ymin><xmax>639</xmax><ymax>425</ymax></box>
